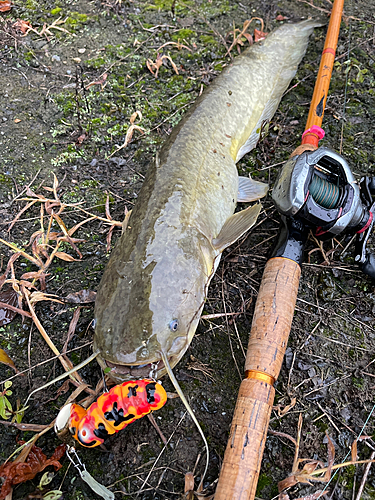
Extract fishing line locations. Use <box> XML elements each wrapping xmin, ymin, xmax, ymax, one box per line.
<box><xmin>317</xmin><ymin>402</ymin><xmax>375</xmax><ymax>498</ymax></box>
<box><xmin>24</xmin><ymin>349</ymin><xmax>100</xmax><ymax>406</ymax></box>
<box><xmin>339</xmin><ymin>19</ymin><xmax>352</xmax><ymax>154</ymax></box>
<box><xmin>159</xmin><ymin>350</ymin><xmax>210</xmax><ymax>492</ymax></box>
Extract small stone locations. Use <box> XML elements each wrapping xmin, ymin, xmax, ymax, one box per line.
<box><xmin>90</xmin><ymin>158</ymin><xmax>98</xmax><ymax>167</ymax></box>
<box><xmin>51</xmin><ymin>54</ymin><xmax>61</xmax><ymax>62</ymax></box>
<box><xmin>66</xmin><ymin>70</ymin><xmax>72</xmax><ymax>75</ymax></box>
<box><xmin>72</xmin><ymin>57</ymin><xmax>81</xmax><ymax>64</ymax></box>
<box><xmin>78</xmin><ymin>48</ymin><xmax>86</xmax><ymax>54</ymax></box>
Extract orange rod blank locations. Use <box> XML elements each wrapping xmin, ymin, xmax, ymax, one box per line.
<box><xmin>302</xmin><ymin>0</ymin><xmax>345</xmax><ymax>147</ymax></box>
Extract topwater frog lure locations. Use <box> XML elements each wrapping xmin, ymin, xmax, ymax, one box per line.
<box><xmin>55</xmin><ymin>379</ymin><xmax>167</xmax><ymax>447</ymax></box>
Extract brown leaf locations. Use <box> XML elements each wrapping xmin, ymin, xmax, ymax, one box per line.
<box><xmin>54</xmin><ymin>251</ymin><xmax>76</xmax><ymax>262</ymax></box>
<box><xmin>0</xmin><ymin>349</ymin><xmax>18</xmax><ymax>373</ymax></box>
<box><xmin>0</xmin><ymin>0</ymin><xmax>11</xmax><ymax>12</ymax></box>
<box><xmin>323</xmin><ymin>432</ymin><xmax>335</xmax><ymax>481</ymax></box>
<box><xmin>63</xmin><ymin>309</ymin><xmax>80</xmax><ymax>354</ymax></box>
<box><xmin>278</xmin><ymin>474</ymin><xmax>299</xmax><ymax>491</ymax></box>
<box><xmin>276</xmin><ymin>14</ymin><xmax>287</xmax><ymax>21</ymax></box>
<box><xmin>64</xmin><ymin>290</ymin><xmax>96</xmax><ymax>304</ymax></box>
<box><xmin>0</xmin><ymin>443</ymin><xmax>66</xmax><ymax>499</ymax></box>
<box><xmin>184</xmin><ymin>472</ymin><xmax>195</xmax><ymax>499</ymax></box>
<box><xmin>274</xmin><ymin>397</ymin><xmax>297</xmax><ymax>417</ymax></box>
<box><xmin>351</xmin><ymin>438</ymin><xmax>358</xmax><ymax>463</ymax></box>
<box><xmin>75</xmin><ymin>132</ymin><xmax>88</xmax><ymax>146</ymax></box>
<box><xmin>12</xmin><ymin>19</ymin><xmax>32</xmax><ymax>33</ymax></box>
<box><xmin>254</xmin><ymin>28</ymin><xmax>268</xmax><ymax>42</ymax></box>
<box><xmin>130</xmin><ymin>110</ymin><xmax>142</xmax><ymax>124</ymax></box>
<box><xmin>85</xmin><ymin>72</ymin><xmax>107</xmax><ymax>90</ymax></box>
<box><xmin>301</xmin><ymin>461</ymin><xmax>320</xmax><ymax>475</ymax></box>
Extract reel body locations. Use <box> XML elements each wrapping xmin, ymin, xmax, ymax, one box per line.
<box><xmin>272</xmin><ymin>147</ymin><xmax>375</xmax><ymax>277</ymax></box>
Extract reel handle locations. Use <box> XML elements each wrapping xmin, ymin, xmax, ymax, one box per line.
<box><xmin>361</xmin><ymin>253</ymin><xmax>375</xmax><ymax>280</ymax></box>
<box><xmin>215</xmin><ymin>257</ymin><xmax>300</xmax><ymax>499</ymax></box>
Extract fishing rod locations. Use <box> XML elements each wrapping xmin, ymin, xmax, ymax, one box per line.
<box><xmin>214</xmin><ymin>0</ymin><xmax>375</xmax><ymax>497</ymax></box>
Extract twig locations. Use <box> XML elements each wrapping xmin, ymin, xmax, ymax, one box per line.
<box><xmin>355</xmin><ymin>451</ymin><xmax>375</xmax><ymax>500</ymax></box>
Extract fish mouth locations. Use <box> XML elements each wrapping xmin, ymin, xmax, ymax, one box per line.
<box><xmin>97</xmin><ymin>355</ymin><xmax>170</xmax><ymax>382</ymax></box>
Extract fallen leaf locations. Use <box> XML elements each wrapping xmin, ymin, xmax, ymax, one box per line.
<box><xmin>12</xmin><ymin>19</ymin><xmax>32</xmax><ymax>33</ymax></box>
<box><xmin>75</xmin><ymin>132</ymin><xmax>88</xmax><ymax>145</ymax></box>
<box><xmin>54</xmin><ymin>251</ymin><xmax>77</xmax><ymax>262</ymax></box>
<box><xmin>0</xmin><ymin>443</ymin><xmax>66</xmax><ymax>499</ymax></box>
<box><xmin>184</xmin><ymin>471</ymin><xmax>195</xmax><ymax>500</ymax></box>
<box><xmin>0</xmin><ymin>349</ymin><xmax>18</xmax><ymax>373</ymax></box>
<box><xmin>276</xmin><ymin>14</ymin><xmax>287</xmax><ymax>21</ymax></box>
<box><xmin>85</xmin><ymin>73</ymin><xmax>107</xmax><ymax>90</ymax></box>
<box><xmin>254</xmin><ymin>28</ymin><xmax>268</xmax><ymax>42</ymax></box>
<box><xmin>0</xmin><ymin>0</ymin><xmax>11</xmax><ymax>12</ymax></box>
<box><xmin>64</xmin><ymin>289</ymin><xmax>96</xmax><ymax>304</ymax></box>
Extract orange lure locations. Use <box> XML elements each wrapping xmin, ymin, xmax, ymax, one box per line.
<box><xmin>55</xmin><ymin>379</ymin><xmax>167</xmax><ymax>448</ymax></box>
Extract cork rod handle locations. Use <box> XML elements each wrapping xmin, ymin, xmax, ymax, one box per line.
<box><xmin>215</xmin><ymin>257</ymin><xmax>301</xmax><ymax>500</ymax></box>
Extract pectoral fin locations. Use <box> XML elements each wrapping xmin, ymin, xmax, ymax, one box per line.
<box><xmin>237</xmin><ymin>176</ymin><xmax>268</xmax><ymax>203</ymax></box>
<box><xmin>212</xmin><ymin>203</ymin><xmax>262</xmax><ymax>252</ymax></box>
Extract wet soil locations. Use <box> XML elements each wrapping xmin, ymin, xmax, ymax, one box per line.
<box><xmin>0</xmin><ymin>0</ymin><xmax>375</xmax><ymax>499</ymax></box>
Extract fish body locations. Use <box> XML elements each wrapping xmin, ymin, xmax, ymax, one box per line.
<box><xmin>93</xmin><ymin>20</ymin><xmax>320</xmax><ymax>382</ymax></box>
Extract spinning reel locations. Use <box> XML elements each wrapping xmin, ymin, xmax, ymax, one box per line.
<box><xmin>272</xmin><ymin>147</ymin><xmax>375</xmax><ymax>278</ymax></box>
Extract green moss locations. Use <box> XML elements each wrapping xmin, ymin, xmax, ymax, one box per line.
<box><xmin>51</xmin><ymin>7</ymin><xmax>62</xmax><ymax>15</ymax></box>
<box><xmin>0</xmin><ymin>173</ymin><xmax>13</xmax><ymax>187</ymax></box>
<box><xmin>85</xmin><ymin>56</ymin><xmax>106</xmax><ymax>69</ymax></box>
<box><xmin>199</xmin><ymin>35</ymin><xmax>216</xmax><ymax>45</ymax></box>
<box><xmin>315</xmin><ymin>420</ymin><xmax>329</xmax><ymax>433</ymax></box>
<box><xmin>25</xmin><ymin>0</ymin><xmax>38</xmax><ymax>10</ymax></box>
<box><xmin>171</xmin><ymin>29</ymin><xmax>194</xmax><ymax>41</ymax></box>
<box><xmin>65</xmin><ymin>12</ymin><xmax>89</xmax><ymax>30</ymax></box>
<box><xmin>352</xmin><ymin>377</ymin><xmax>365</xmax><ymax>390</ymax></box>
<box><xmin>340</xmin><ymin>464</ymin><xmax>356</xmax><ymax>489</ymax></box>
<box><xmin>256</xmin><ymin>473</ymin><xmax>271</xmax><ymax>494</ymax></box>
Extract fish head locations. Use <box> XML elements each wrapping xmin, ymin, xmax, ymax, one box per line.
<box><xmin>93</xmin><ymin>232</ymin><xmax>213</xmax><ymax>382</ymax></box>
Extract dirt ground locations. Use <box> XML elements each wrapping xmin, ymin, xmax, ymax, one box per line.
<box><xmin>0</xmin><ymin>0</ymin><xmax>375</xmax><ymax>499</ymax></box>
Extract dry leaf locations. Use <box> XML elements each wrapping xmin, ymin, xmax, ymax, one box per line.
<box><xmin>0</xmin><ymin>443</ymin><xmax>66</xmax><ymax>499</ymax></box>
<box><xmin>54</xmin><ymin>251</ymin><xmax>76</xmax><ymax>262</ymax></box>
<box><xmin>254</xmin><ymin>28</ymin><xmax>268</xmax><ymax>42</ymax></box>
<box><xmin>85</xmin><ymin>73</ymin><xmax>107</xmax><ymax>90</ymax></box>
<box><xmin>0</xmin><ymin>349</ymin><xmax>18</xmax><ymax>373</ymax></box>
<box><xmin>0</xmin><ymin>0</ymin><xmax>11</xmax><ymax>12</ymax></box>
<box><xmin>12</xmin><ymin>19</ymin><xmax>32</xmax><ymax>33</ymax></box>
<box><xmin>351</xmin><ymin>438</ymin><xmax>358</xmax><ymax>462</ymax></box>
<box><xmin>184</xmin><ymin>471</ymin><xmax>195</xmax><ymax>500</ymax></box>
<box><xmin>64</xmin><ymin>290</ymin><xmax>96</xmax><ymax>304</ymax></box>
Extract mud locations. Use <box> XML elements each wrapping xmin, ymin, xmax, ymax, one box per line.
<box><xmin>0</xmin><ymin>0</ymin><xmax>375</xmax><ymax>499</ymax></box>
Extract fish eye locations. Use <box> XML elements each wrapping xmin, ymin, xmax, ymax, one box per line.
<box><xmin>169</xmin><ymin>319</ymin><xmax>179</xmax><ymax>332</ymax></box>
